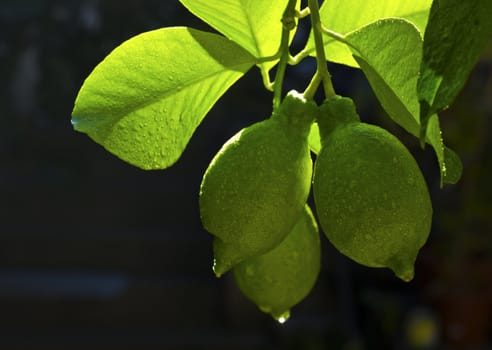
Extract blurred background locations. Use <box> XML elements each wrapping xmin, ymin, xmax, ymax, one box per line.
<box><xmin>0</xmin><ymin>1</ymin><xmax>491</xmax><ymax>349</ymax></box>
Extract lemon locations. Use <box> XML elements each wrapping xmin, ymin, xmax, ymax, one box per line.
<box><xmin>233</xmin><ymin>205</ymin><xmax>320</xmax><ymax>321</ymax></box>
<box><xmin>313</xmin><ymin>96</ymin><xmax>432</xmax><ymax>281</ymax></box>
<box><xmin>199</xmin><ymin>91</ymin><xmax>317</xmax><ymax>276</ymax></box>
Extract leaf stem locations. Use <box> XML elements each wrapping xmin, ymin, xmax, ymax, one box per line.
<box><xmin>289</xmin><ymin>27</ymin><xmax>349</xmax><ymax>66</ymax></box>
<box><xmin>296</xmin><ymin>7</ymin><xmax>310</xmax><ymax>18</ymax></box>
<box><xmin>289</xmin><ymin>49</ymin><xmax>309</xmax><ymax>65</ymax></box>
<box><xmin>320</xmin><ymin>25</ymin><xmax>361</xmax><ymax>53</ymax></box>
<box><xmin>320</xmin><ymin>26</ymin><xmax>348</xmax><ymax>45</ymax></box>
<box><xmin>272</xmin><ymin>0</ymin><xmax>298</xmax><ymax>111</ymax></box>
<box><xmin>306</xmin><ymin>0</ymin><xmax>336</xmax><ymax>100</ymax></box>
<box><xmin>260</xmin><ymin>68</ymin><xmax>274</xmax><ymax>91</ymax></box>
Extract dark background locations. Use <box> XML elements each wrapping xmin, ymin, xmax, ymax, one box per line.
<box><xmin>0</xmin><ymin>1</ymin><xmax>491</xmax><ymax>349</ymax></box>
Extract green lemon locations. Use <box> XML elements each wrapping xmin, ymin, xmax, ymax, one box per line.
<box><xmin>199</xmin><ymin>91</ymin><xmax>317</xmax><ymax>276</ymax></box>
<box><xmin>233</xmin><ymin>205</ymin><xmax>320</xmax><ymax>322</ymax></box>
<box><xmin>313</xmin><ymin>96</ymin><xmax>432</xmax><ymax>281</ymax></box>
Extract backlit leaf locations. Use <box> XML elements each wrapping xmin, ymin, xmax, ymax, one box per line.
<box><xmin>178</xmin><ymin>0</ymin><xmax>297</xmax><ymax>74</ymax></box>
<box><xmin>303</xmin><ymin>0</ymin><xmax>432</xmax><ymax>67</ymax></box>
<box><xmin>72</xmin><ymin>27</ymin><xmax>255</xmax><ymax>170</ymax></box>
<box><xmin>347</xmin><ymin>19</ymin><xmax>422</xmax><ymax>136</ymax></box>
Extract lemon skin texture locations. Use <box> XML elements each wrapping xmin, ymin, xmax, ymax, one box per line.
<box><xmin>313</xmin><ymin>98</ymin><xmax>432</xmax><ymax>281</ymax></box>
<box><xmin>200</xmin><ymin>91</ymin><xmax>317</xmax><ymax>276</ymax></box>
<box><xmin>233</xmin><ymin>205</ymin><xmax>321</xmax><ymax>321</ymax></box>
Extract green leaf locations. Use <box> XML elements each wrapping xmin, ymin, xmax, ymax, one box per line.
<box><xmin>72</xmin><ymin>27</ymin><xmax>255</xmax><ymax>170</ymax></box>
<box><xmin>178</xmin><ymin>0</ymin><xmax>297</xmax><ymax>74</ymax></box>
<box><xmin>304</xmin><ymin>0</ymin><xmax>432</xmax><ymax>67</ymax></box>
<box><xmin>344</xmin><ymin>19</ymin><xmax>460</xmax><ymax>184</ymax></box>
<box><xmin>443</xmin><ymin>147</ymin><xmax>463</xmax><ymax>185</ymax></box>
<box><xmin>426</xmin><ymin>115</ymin><xmax>463</xmax><ymax>186</ymax></box>
<box><xmin>418</xmin><ymin>0</ymin><xmax>492</xmax><ymax>119</ymax></box>
<box><xmin>346</xmin><ymin>19</ymin><xmax>422</xmax><ymax>136</ymax></box>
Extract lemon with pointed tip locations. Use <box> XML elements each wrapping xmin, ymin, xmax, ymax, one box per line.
<box><xmin>233</xmin><ymin>205</ymin><xmax>321</xmax><ymax>321</ymax></box>
<box><xmin>313</xmin><ymin>96</ymin><xmax>432</xmax><ymax>281</ymax></box>
<box><xmin>199</xmin><ymin>91</ymin><xmax>317</xmax><ymax>276</ymax></box>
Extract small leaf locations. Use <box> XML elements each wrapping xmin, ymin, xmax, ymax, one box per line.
<box><xmin>72</xmin><ymin>27</ymin><xmax>255</xmax><ymax>170</ymax></box>
<box><xmin>178</xmin><ymin>0</ymin><xmax>297</xmax><ymax>74</ymax></box>
<box><xmin>344</xmin><ymin>19</ymin><xmax>460</xmax><ymax>184</ymax></box>
<box><xmin>304</xmin><ymin>0</ymin><xmax>432</xmax><ymax>67</ymax></box>
<box><xmin>443</xmin><ymin>147</ymin><xmax>463</xmax><ymax>185</ymax></box>
<box><xmin>425</xmin><ymin>116</ymin><xmax>463</xmax><ymax>186</ymax></box>
<box><xmin>418</xmin><ymin>0</ymin><xmax>492</xmax><ymax>120</ymax></box>
<box><xmin>308</xmin><ymin>122</ymin><xmax>321</xmax><ymax>155</ymax></box>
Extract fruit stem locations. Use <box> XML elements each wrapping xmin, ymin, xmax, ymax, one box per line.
<box><xmin>303</xmin><ymin>72</ymin><xmax>322</xmax><ymax>100</ymax></box>
<box><xmin>320</xmin><ymin>26</ymin><xmax>350</xmax><ymax>47</ymax></box>
<box><xmin>296</xmin><ymin>7</ymin><xmax>310</xmax><ymax>18</ymax></box>
<box><xmin>272</xmin><ymin>0</ymin><xmax>298</xmax><ymax>112</ymax></box>
<box><xmin>307</xmin><ymin>0</ymin><xmax>336</xmax><ymax>100</ymax></box>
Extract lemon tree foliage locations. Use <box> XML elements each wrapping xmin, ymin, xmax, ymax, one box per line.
<box><xmin>303</xmin><ymin>0</ymin><xmax>433</xmax><ymax>67</ymax></box>
<box><xmin>72</xmin><ymin>0</ymin><xmax>490</xmax><ymax>321</ymax></box>
<box><xmin>347</xmin><ymin>19</ymin><xmax>424</xmax><ymax>136</ymax></box>
<box><xmin>72</xmin><ymin>28</ymin><xmax>255</xmax><ymax>169</ymax></box>
<box><xmin>178</xmin><ymin>0</ymin><xmax>299</xmax><ymax>76</ymax></box>
<box><xmin>418</xmin><ymin>0</ymin><xmax>492</xmax><ymax>134</ymax></box>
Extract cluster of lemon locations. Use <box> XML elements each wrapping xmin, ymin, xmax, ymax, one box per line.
<box><xmin>199</xmin><ymin>91</ymin><xmax>432</xmax><ymax>321</ymax></box>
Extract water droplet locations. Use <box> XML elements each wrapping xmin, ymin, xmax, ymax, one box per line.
<box><xmin>212</xmin><ymin>259</ymin><xmax>223</xmax><ymax>278</ymax></box>
<box><xmin>276</xmin><ymin>310</ymin><xmax>290</xmax><ymax>324</ymax></box>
